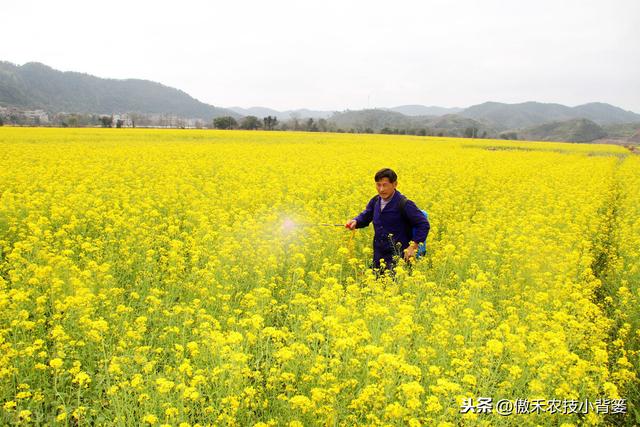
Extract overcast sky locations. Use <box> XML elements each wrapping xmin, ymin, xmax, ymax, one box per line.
<box><xmin>3</xmin><ymin>0</ymin><xmax>639</xmax><ymax>112</ymax></box>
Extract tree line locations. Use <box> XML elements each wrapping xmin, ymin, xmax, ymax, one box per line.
<box><xmin>0</xmin><ymin>111</ymin><xmax>519</xmax><ymax>140</ymax></box>
<box><xmin>213</xmin><ymin>115</ymin><xmax>338</xmax><ymax>132</ymax></box>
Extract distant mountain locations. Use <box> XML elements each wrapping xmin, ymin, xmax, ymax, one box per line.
<box><xmin>327</xmin><ymin>109</ymin><xmax>495</xmax><ymax>137</ymax></box>
<box><xmin>228</xmin><ymin>106</ymin><xmax>334</xmax><ymax>121</ymax></box>
<box><xmin>460</xmin><ymin>101</ymin><xmax>640</xmax><ymax>130</ymax></box>
<box><xmin>571</xmin><ymin>102</ymin><xmax>640</xmax><ymax>124</ymax></box>
<box><xmin>289</xmin><ymin>109</ymin><xmax>334</xmax><ymax>120</ymax></box>
<box><xmin>229</xmin><ymin>106</ymin><xmax>283</xmax><ymax>119</ymax></box>
<box><xmin>461</xmin><ymin>101</ymin><xmax>575</xmax><ymax>130</ymax></box>
<box><xmin>519</xmin><ymin>118</ymin><xmax>607</xmax><ymax>143</ymax></box>
<box><xmin>386</xmin><ymin>105</ymin><xmax>463</xmax><ymax>116</ymax></box>
<box><xmin>0</xmin><ymin>61</ymin><xmax>238</xmax><ymax>119</ymax></box>
<box><xmin>429</xmin><ymin>114</ymin><xmax>491</xmax><ymax>134</ymax></box>
<box><xmin>328</xmin><ymin>109</ymin><xmax>417</xmax><ymax>131</ymax></box>
<box><xmin>2</xmin><ymin>60</ymin><xmax>639</xmax><ymax>142</ymax></box>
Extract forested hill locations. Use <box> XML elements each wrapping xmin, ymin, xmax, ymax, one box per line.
<box><xmin>0</xmin><ymin>61</ymin><xmax>238</xmax><ymax>119</ymax></box>
<box><xmin>1</xmin><ymin>61</ymin><xmax>639</xmax><ymax>143</ymax></box>
<box><xmin>460</xmin><ymin>101</ymin><xmax>640</xmax><ymax>130</ymax></box>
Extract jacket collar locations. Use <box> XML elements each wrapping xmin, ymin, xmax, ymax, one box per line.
<box><xmin>379</xmin><ymin>190</ymin><xmax>402</xmax><ymax>206</ymax></box>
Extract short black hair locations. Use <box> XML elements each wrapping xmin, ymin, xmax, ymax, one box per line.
<box><xmin>374</xmin><ymin>168</ymin><xmax>397</xmax><ymax>183</ymax></box>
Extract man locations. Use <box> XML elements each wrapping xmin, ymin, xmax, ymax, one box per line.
<box><xmin>346</xmin><ymin>168</ymin><xmax>430</xmax><ymax>272</ymax></box>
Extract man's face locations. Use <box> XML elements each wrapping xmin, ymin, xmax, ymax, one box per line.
<box><xmin>376</xmin><ymin>178</ymin><xmax>397</xmax><ymax>200</ymax></box>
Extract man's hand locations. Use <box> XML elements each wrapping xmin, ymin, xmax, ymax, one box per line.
<box><xmin>345</xmin><ymin>219</ymin><xmax>357</xmax><ymax>230</ymax></box>
<box><xmin>404</xmin><ymin>242</ymin><xmax>419</xmax><ymax>261</ymax></box>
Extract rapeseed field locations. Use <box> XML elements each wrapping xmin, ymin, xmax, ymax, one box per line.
<box><xmin>0</xmin><ymin>128</ymin><xmax>638</xmax><ymax>426</ymax></box>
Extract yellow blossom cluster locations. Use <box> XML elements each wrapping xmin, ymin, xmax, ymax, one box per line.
<box><xmin>0</xmin><ymin>128</ymin><xmax>638</xmax><ymax>426</ymax></box>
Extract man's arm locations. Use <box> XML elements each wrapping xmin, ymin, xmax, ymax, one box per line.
<box><xmin>350</xmin><ymin>196</ymin><xmax>376</xmax><ymax>229</ymax></box>
<box><xmin>404</xmin><ymin>199</ymin><xmax>430</xmax><ymax>243</ymax></box>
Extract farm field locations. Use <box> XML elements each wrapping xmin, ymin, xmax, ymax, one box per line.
<box><xmin>0</xmin><ymin>128</ymin><xmax>638</xmax><ymax>426</ymax></box>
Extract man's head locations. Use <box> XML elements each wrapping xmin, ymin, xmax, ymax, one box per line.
<box><xmin>374</xmin><ymin>168</ymin><xmax>398</xmax><ymax>200</ymax></box>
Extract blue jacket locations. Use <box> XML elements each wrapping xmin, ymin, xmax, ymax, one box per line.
<box><xmin>354</xmin><ymin>190</ymin><xmax>430</xmax><ymax>257</ymax></box>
